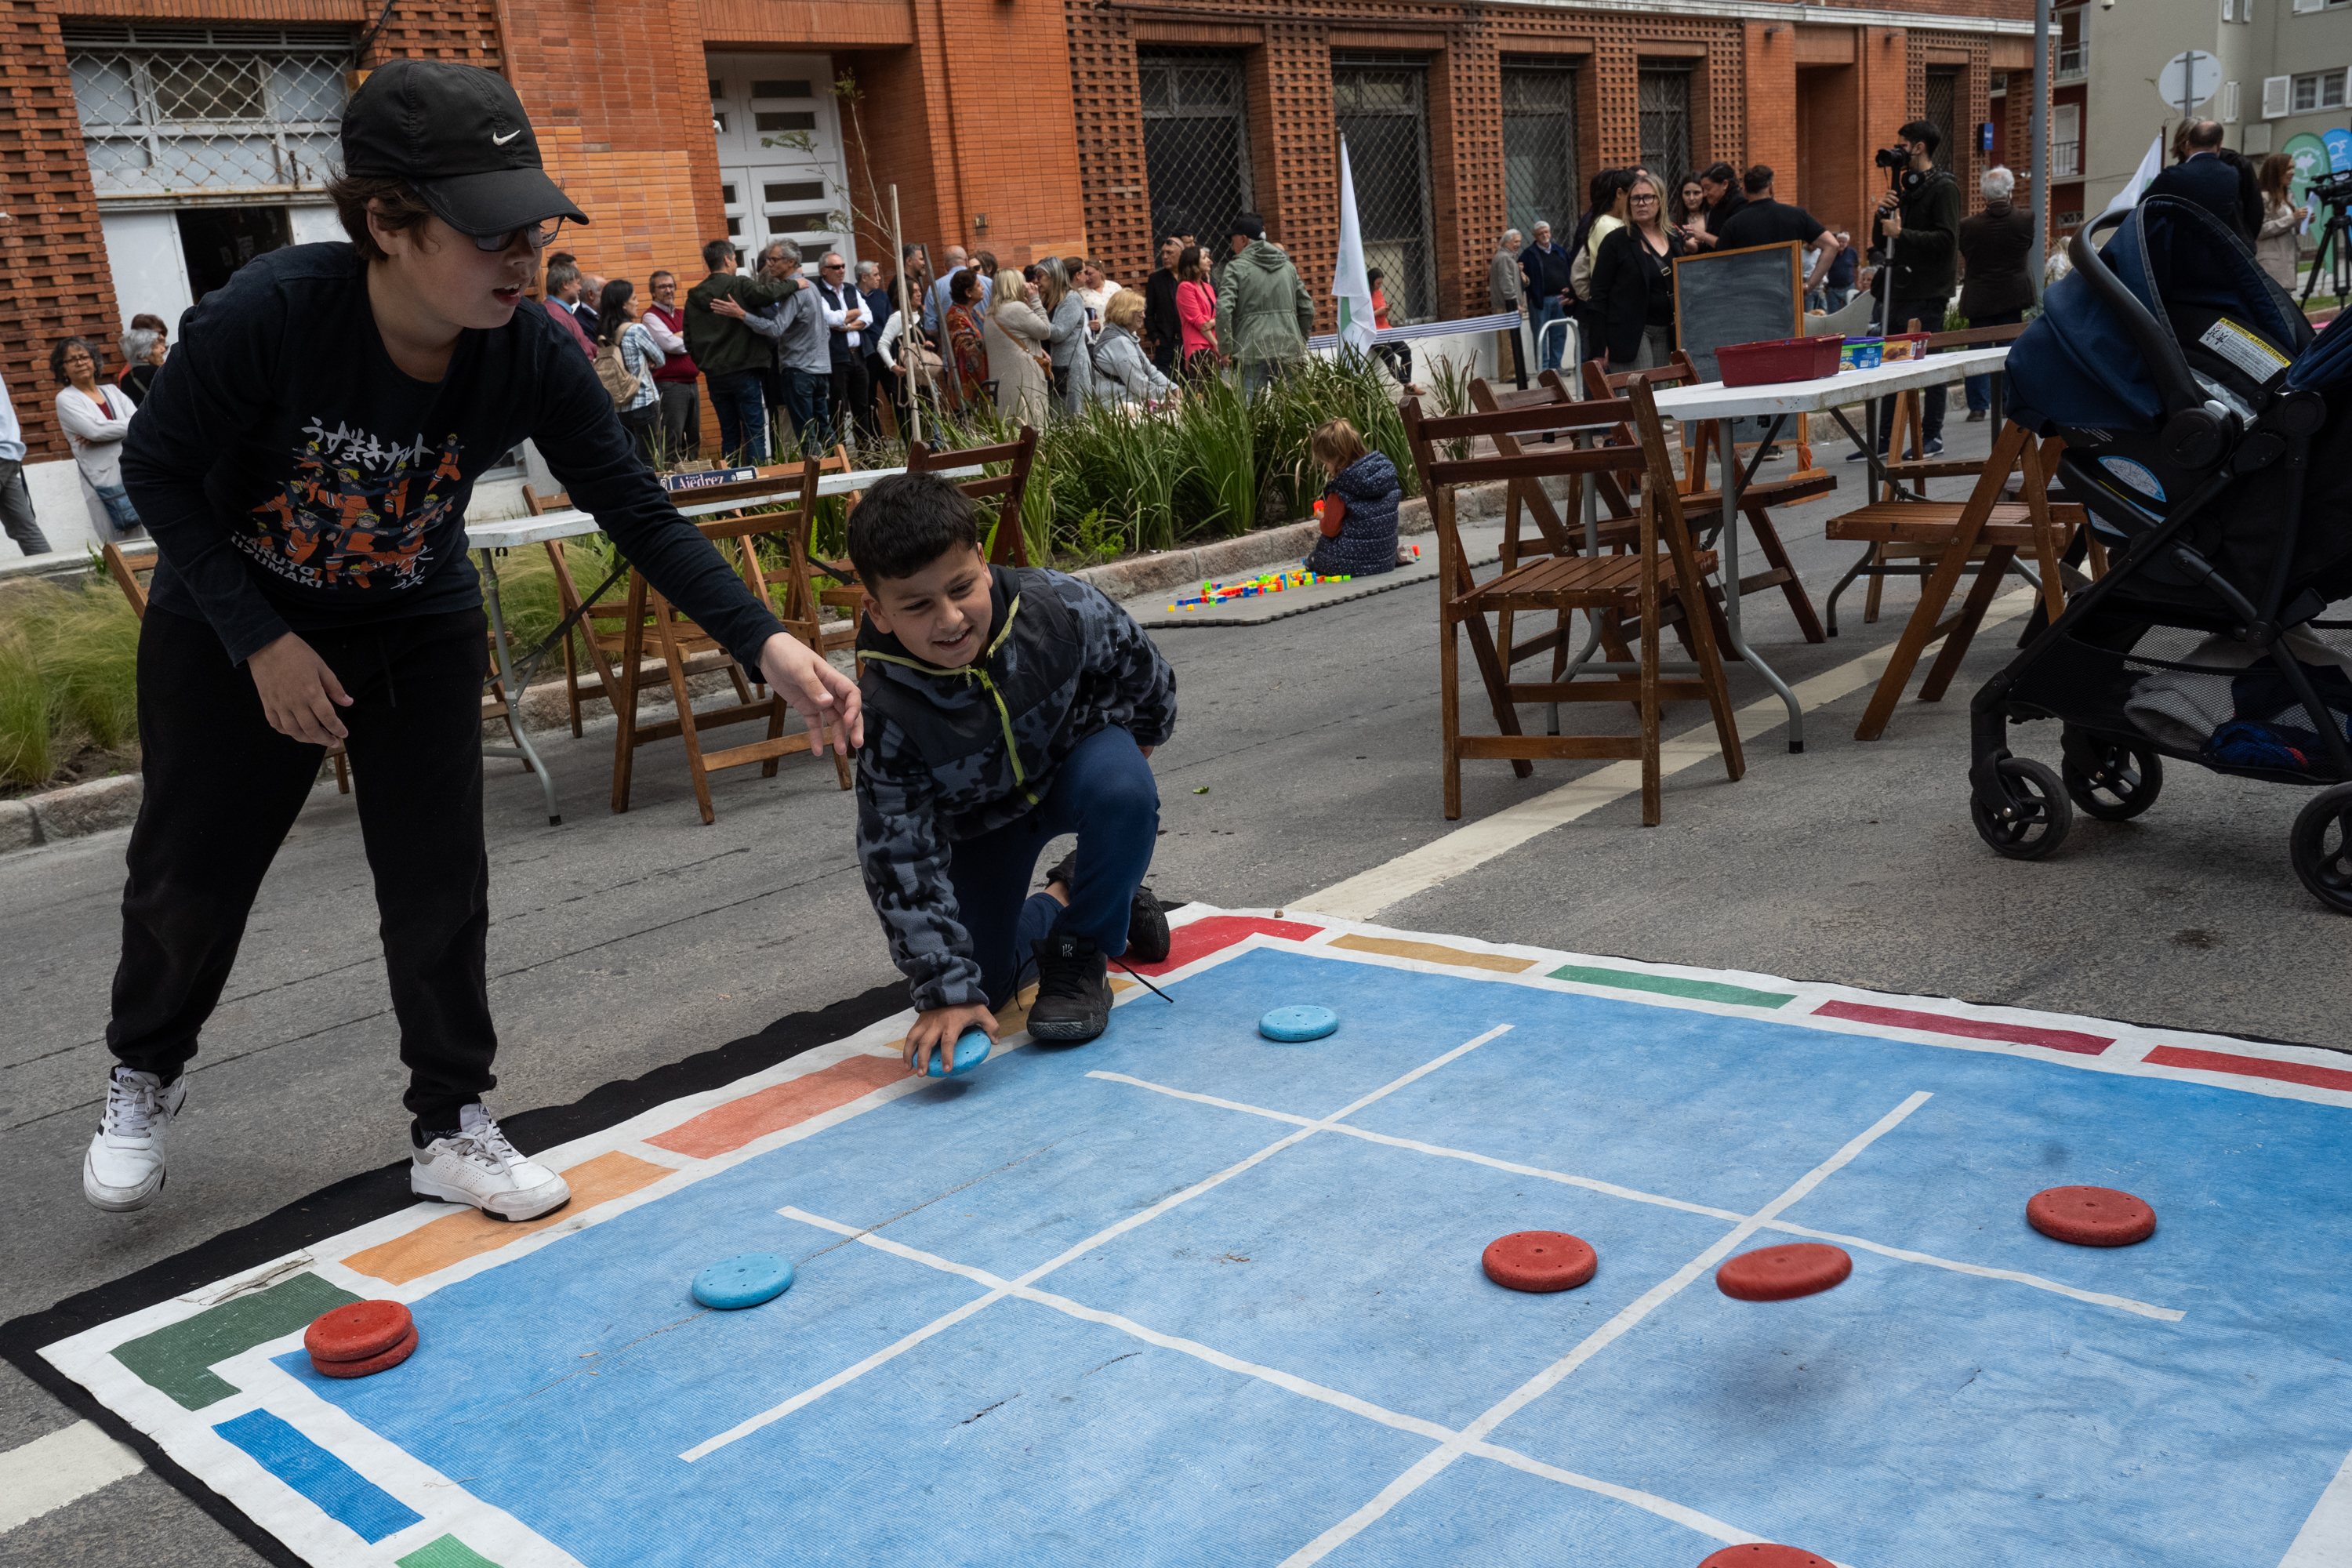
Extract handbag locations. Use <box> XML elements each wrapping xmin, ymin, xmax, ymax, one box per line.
<box><xmin>593</xmin><ymin>337</ymin><xmax>641</xmax><ymax>410</ymax></box>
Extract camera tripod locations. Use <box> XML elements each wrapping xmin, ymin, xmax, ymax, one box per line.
<box><xmin>2299</xmin><ymin>192</ymin><xmax>2352</xmax><ymax>313</ymax></box>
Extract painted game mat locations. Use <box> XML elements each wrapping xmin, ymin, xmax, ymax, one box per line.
<box><xmin>35</xmin><ymin>906</ymin><xmax>2352</xmax><ymax>1568</ymax></box>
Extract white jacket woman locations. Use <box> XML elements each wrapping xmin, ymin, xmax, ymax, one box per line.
<box><xmin>984</xmin><ymin>271</ymin><xmax>1054</xmax><ymax>423</ymax></box>
<box><xmin>51</xmin><ymin>335</ymin><xmax>141</xmax><ymax>537</ymax></box>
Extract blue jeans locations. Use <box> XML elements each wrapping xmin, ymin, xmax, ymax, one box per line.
<box><xmin>1963</xmin><ymin>307</ymin><xmax>2024</xmax><ymax>413</ymax></box>
<box><xmin>706</xmin><ymin>370</ymin><xmax>767</xmax><ymax>464</ymax></box>
<box><xmin>946</xmin><ymin>726</ymin><xmax>1161</xmax><ymax>1011</ymax></box>
<box><xmin>780</xmin><ymin>367</ymin><xmax>830</xmax><ymax>455</ymax></box>
<box><xmin>1532</xmin><ymin>297</ymin><xmax>1568</xmax><ymax>371</ymax></box>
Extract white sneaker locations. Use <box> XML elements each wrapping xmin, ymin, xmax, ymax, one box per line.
<box><xmin>85</xmin><ymin>1069</ymin><xmax>186</xmax><ymax>1212</ymax></box>
<box><xmin>410</xmin><ymin>1103</ymin><xmax>570</xmax><ymax>1221</ymax></box>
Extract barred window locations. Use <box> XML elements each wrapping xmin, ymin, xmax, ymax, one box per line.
<box><xmin>1333</xmin><ymin>54</ymin><xmax>1436</xmax><ymax>322</ymax></box>
<box><xmin>1501</xmin><ymin>62</ymin><xmax>1578</xmax><ymax>244</ymax></box>
<box><xmin>66</xmin><ymin>25</ymin><xmax>350</xmax><ymax>199</ymax></box>
<box><xmin>1925</xmin><ymin>67</ymin><xmax>1961</xmax><ymax>171</ymax></box>
<box><xmin>1636</xmin><ymin>67</ymin><xmax>1691</xmax><ymax>183</ymax></box>
<box><xmin>1138</xmin><ymin>51</ymin><xmax>1254</xmax><ymax>249</ymax></box>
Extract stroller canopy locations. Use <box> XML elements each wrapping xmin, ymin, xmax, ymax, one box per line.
<box><xmin>2007</xmin><ymin>196</ymin><xmax>2315</xmax><ymax>437</ymax></box>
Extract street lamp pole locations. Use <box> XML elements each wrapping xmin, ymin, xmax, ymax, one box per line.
<box><xmin>2031</xmin><ymin>0</ymin><xmax>2051</xmax><ymax>303</ymax></box>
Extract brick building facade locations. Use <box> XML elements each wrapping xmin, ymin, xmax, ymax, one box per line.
<box><xmin>2</xmin><ymin>0</ymin><xmax>2041</xmax><ymax>463</ymax></box>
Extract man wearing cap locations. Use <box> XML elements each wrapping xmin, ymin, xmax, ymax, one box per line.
<box><xmin>91</xmin><ymin>61</ymin><xmax>863</xmax><ymax>1222</ymax></box>
<box><xmin>1215</xmin><ymin>213</ymin><xmax>1315</xmax><ymax>397</ymax></box>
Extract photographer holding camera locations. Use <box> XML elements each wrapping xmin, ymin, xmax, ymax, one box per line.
<box><xmin>1867</xmin><ymin>119</ymin><xmax>1961</xmax><ymax>457</ymax></box>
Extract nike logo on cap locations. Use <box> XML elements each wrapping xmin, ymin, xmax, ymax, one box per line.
<box><xmin>492</xmin><ymin>129</ymin><xmax>522</xmax><ymax>145</ymax></box>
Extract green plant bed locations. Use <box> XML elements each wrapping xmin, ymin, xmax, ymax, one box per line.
<box><xmin>0</xmin><ymin>576</ymin><xmax>143</xmax><ymax>791</ymax></box>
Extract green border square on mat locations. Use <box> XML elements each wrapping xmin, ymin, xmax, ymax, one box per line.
<box><xmin>112</xmin><ymin>1272</ymin><xmax>360</xmax><ymax>1411</ymax></box>
<box><xmin>1548</xmin><ymin>964</ymin><xmax>1795</xmax><ymax>1011</ymax></box>
<box><xmin>398</xmin><ymin>1536</ymin><xmax>503</xmax><ymax>1568</ymax></box>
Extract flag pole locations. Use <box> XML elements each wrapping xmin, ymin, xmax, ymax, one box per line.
<box><xmin>890</xmin><ymin>183</ymin><xmax>920</xmax><ymax>445</ymax></box>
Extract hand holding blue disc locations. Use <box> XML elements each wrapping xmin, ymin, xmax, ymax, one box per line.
<box><xmin>927</xmin><ymin>1026</ymin><xmax>993</xmax><ymax>1077</ymax></box>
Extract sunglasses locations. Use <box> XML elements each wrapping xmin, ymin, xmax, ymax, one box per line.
<box><xmin>472</xmin><ymin>219</ymin><xmax>564</xmax><ymax>254</ymax></box>
<box><xmin>1631</xmin><ymin>194</ymin><xmax>1660</xmax><ymax>202</ymax></box>
<box><xmin>822</xmin><ymin>263</ymin><xmax>845</xmax><ymax>271</ymax></box>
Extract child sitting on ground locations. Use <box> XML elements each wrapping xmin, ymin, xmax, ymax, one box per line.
<box><xmin>849</xmin><ymin>473</ymin><xmax>1178</xmax><ymax>1074</ymax></box>
<box><xmin>1305</xmin><ymin>419</ymin><xmax>1408</xmax><ymax>578</ymax></box>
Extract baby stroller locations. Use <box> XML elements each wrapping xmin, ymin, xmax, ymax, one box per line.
<box><xmin>1972</xmin><ymin>194</ymin><xmax>2352</xmax><ymax>912</ymax></box>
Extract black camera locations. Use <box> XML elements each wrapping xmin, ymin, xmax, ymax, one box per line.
<box><xmin>1875</xmin><ymin>147</ymin><xmax>1911</xmax><ymax>170</ymax></box>
<box><xmin>2311</xmin><ymin>168</ymin><xmax>2352</xmax><ymax>209</ymax></box>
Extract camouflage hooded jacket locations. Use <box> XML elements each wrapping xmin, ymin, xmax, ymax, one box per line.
<box><xmin>854</xmin><ymin>564</ymin><xmax>1178</xmax><ymax>1010</ymax></box>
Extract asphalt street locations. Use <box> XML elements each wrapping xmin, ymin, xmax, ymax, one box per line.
<box><xmin>5</xmin><ymin>407</ymin><xmax>2346</xmax><ymax>1565</ymax></box>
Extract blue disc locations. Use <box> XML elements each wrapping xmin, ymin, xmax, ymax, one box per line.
<box><xmin>691</xmin><ymin>1252</ymin><xmax>796</xmax><ymax>1310</ymax></box>
<box><xmin>927</xmin><ymin>1027</ymin><xmax>993</xmax><ymax>1078</ymax></box>
<box><xmin>1259</xmin><ymin>1005</ymin><xmax>1339</xmax><ymax>1043</ymax></box>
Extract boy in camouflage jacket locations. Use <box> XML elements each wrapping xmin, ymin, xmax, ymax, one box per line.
<box><xmin>849</xmin><ymin>474</ymin><xmax>1177</xmax><ymax>1073</ymax></box>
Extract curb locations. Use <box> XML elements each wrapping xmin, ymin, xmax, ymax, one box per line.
<box><xmin>2</xmin><ymin>774</ymin><xmax>141</xmax><ymax>855</ymax></box>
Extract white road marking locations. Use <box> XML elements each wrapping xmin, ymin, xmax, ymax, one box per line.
<box><xmin>679</xmin><ymin>1025</ymin><xmax>1515</xmax><ymax>1461</ymax></box>
<box><xmin>1090</xmin><ymin>1070</ymin><xmax>2185</xmax><ymax>1322</ymax></box>
<box><xmin>1277</xmin><ymin>1092</ymin><xmax>1934</xmax><ymax>1566</ymax></box>
<box><xmin>1296</xmin><ymin>592</ymin><xmax>2037</xmax><ymax>920</ymax></box>
<box><xmin>786</xmin><ymin>1204</ymin><xmax>1772</xmax><ymax>1550</ymax></box>
<box><xmin>0</xmin><ymin>1420</ymin><xmax>145</xmax><ymax>1533</ymax></box>
<box><xmin>2282</xmin><ymin>1440</ymin><xmax>2352</xmax><ymax>1566</ymax></box>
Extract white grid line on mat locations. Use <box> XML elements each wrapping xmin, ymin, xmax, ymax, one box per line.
<box><xmin>1277</xmin><ymin>1093</ymin><xmax>1934</xmax><ymax>1566</ymax></box>
<box><xmin>1087</xmin><ymin>1070</ymin><xmax>2186</xmax><ymax>1322</ymax></box>
<box><xmin>677</xmin><ymin>1023</ymin><xmax>1517</xmax><ymax>1461</ymax></box>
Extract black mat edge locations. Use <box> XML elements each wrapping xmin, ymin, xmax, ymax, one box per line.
<box><xmin>0</xmin><ymin>978</ymin><xmax>910</xmax><ymax>1566</ymax></box>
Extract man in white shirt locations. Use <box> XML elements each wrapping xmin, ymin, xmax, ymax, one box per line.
<box><xmin>925</xmin><ymin>244</ymin><xmax>968</xmax><ymax>336</ymax></box>
<box><xmin>0</xmin><ymin>368</ymin><xmax>53</xmax><ymax>557</ymax></box>
<box><xmin>813</xmin><ymin>251</ymin><xmax>871</xmax><ymax>444</ymax></box>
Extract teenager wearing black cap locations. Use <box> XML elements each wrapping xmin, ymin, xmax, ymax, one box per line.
<box><xmin>85</xmin><ymin>61</ymin><xmax>862</xmax><ymax>1220</ymax></box>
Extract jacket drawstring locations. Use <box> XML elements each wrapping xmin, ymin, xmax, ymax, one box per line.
<box><xmin>860</xmin><ymin>593</ymin><xmax>1036</xmax><ymax>804</ymax></box>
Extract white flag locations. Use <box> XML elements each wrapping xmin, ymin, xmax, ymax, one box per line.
<box><xmin>1332</xmin><ymin>136</ymin><xmax>1375</xmax><ymax>354</ymax></box>
<box><xmin>2103</xmin><ymin>134</ymin><xmax>2165</xmax><ymax>217</ymax></box>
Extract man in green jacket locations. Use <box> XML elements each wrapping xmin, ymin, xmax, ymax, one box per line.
<box><xmin>1215</xmin><ymin>213</ymin><xmax>1317</xmax><ymax>396</ymax></box>
<box><xmin>684</xmin><ymin>238</ymin><xmax>804</xmax><ymax>463</ymax></box>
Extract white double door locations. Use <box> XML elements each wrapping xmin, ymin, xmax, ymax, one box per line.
<box><xmin>708</xmin><ymin>53</ymin><xmax>855</xmax><ymax>275</ymax></box>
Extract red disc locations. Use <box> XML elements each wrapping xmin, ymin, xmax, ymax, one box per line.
<box><xmin>1697</xmin><ymin>1546</ymin><xmax>1835</xmax><ymax>1567</ymax></box>
<box><xmin>304</xmin><ymin>1300</ymin><xmax>413</xmax><ymax>1363</ymax></box>
<box><xmin>310</xmin><ymin>1323</ymin><xmax>419</xmax><ymax>1380</ymax></box>
<box><xmin>2027</xmin><ymin>1186</ymin><xmax>2157</xmax><ymax>1247</ymax></box>
<box><xmin>1482</xmin><ymin>1232</ymin><xmax>1597</xmax><ymax>1293</ymax></box>
<box><xmin>1715</xmin><ymin>1243</ymin><xmax>1853</xmax><ymax>1302</ymax></box>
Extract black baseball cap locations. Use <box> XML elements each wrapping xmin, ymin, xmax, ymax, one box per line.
<box><xmin>342</xmin><ymin>60</ymin><xmax>587</xmax><ymax>236</ymax></box>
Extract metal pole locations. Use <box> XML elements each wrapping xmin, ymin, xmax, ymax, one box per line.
<box><xmin>890</xmin><ymin>182</ymin><xmax>919</xmax><ymax>445</ymax></box>
<box><xmin>2030</xmin><ymin>0</ymin><xmax>2049</xmax><ymax>303</ymax></box>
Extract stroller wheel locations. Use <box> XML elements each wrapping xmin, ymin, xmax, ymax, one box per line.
<box><xmin>2062</xmin><ymin>736</ymin><xmax>2164</xmax><ymax>822</ymax></box>
<box><xmin>2289</xmin><ymin>783</ymin><xmax>2352</xmax><ymax>916</ymax></box>
<box><xmin>1971</xmin><ymin>757</ymin><xmax>2074</xmax><ymax>861</ymax></box>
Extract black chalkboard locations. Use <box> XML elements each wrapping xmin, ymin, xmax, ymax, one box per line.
<box><xmin>1671</xmin><ymin>241</ymin><xmax>1806</xmax><ymax>385</ymax></box>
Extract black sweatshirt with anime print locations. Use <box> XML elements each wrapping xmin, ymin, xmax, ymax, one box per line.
<box><xmin>122</xmin><ymin>242</ymin><xmax>786</xmax><ymax>668</ymax></box>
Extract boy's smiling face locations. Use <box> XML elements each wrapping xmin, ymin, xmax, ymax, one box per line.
<box><xmin>862</xmin><ymin>544</ymin><xmax>995</xmax><ymax>669</ymax></box>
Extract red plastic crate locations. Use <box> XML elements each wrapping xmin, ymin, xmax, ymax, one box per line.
<box><xmin>1716</xmin><ymin>335</ymin><xmax>1846</xmax><ymax>387</ymax></box>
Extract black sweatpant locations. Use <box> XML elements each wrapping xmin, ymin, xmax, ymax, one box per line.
<box><xmin>107</xmin><ymin>606</ymin><xmax>499</xmax><ymax>1127</ymax></box>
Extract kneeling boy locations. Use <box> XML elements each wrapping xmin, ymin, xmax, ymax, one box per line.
<box><xmin>850</xmin><ymin>474</ymin><xmax>1176</xmax><ymax>1073</ymax></box>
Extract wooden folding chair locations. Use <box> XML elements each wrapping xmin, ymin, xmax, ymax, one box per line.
<box><xmin>910</xmin><ymin>426</ymin><xmax>1040</xmax><ymax>568</ymax></box>
<box><xmin>1579</xmin><ymin>358</ymin><xmax>1831</xmax><ymax>643</ymax></box>
<box><xmin>611</xmin><ymin>459</ymin><xmax>853</xmax><ymax>822</ymax></box>
<box><xmin>1850</xmin><ymin>320</ymin><xmax>2034</xmax><ymax>623</ymax></box>
<box><xmin>101</xmin><ymin>541</ymin><xmax>352</xmax><ymax>795</ymax></box>
<box><xmin>1825</xmin><ymin>421</ymin><xmax>2085</xmax><ymax>741</ymax></box>
<box><xmin>1402</xmin><ymin>379</ymin><xmax>1745</xmax><ymax>824</ymax></box>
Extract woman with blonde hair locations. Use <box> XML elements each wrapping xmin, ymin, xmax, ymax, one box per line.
<box><xmin>2256</xmin><ymin>153</ymin><xmax>2307</xmax><ymax>292</ymax></box>
<box><xmin>984</xmin><ymin>266</ymin><xmax>1054</xmax><ymax>420</ymax></box>
<box><xmin>1089</xmin><ymin>289</ymin><xmax>1174</xmax><ymax>406</ymax></box>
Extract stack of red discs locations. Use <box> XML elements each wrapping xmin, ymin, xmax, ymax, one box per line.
<box><xmin>304</xmin><ymin>1300</ymin><xmax>419</xmax><ymax>1380</ymax></box>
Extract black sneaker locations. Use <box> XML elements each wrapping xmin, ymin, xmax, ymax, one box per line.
<box><xmin>1028</xmin><ymin>934</ymin><xmax>1111</xmax><ymax>1043</ymax></box>
<box><xmin>1043</xmin><ymin>853</ymin><xmax>1172</xmax><ymax>965</ymax></box>
<box><xmin>1922</xmin><ymin>435</ymin><xmax>1945</xmax><ymax>456</ymax></box>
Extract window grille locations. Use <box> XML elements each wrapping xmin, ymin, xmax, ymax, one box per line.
<box><xmin>67</xmin><ymin>26</ymin><xmax>350</xmax><ymax>198</ymax></box>
<box><xmin>1925</xmin><ymin>67</ymin><xmax>1962</xmax><ymax>172</ymax></box>
<box><xmin>1501</xmin><ymin>62</ymin><xmax>1578</xmax><ymax>245</ymax></box>
<box><xmin>2292</xmin><ymin>68</ymin><xmax>2348</xmax><ymax>111</ymax></box>
<box><xmin>1138</xmin><ymin>51</ymin><xmax>1254</xmax><ymax>249</ymax></box>
<box><xmin>1636</xmin><ymin>67</ymin><xmax>1691</xmax><ymax>183</ymax></box>
<box><xmin>1333</xmin><ymin>54</ymin><xmax>1436</xmax><ymax>322</ymax></box>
